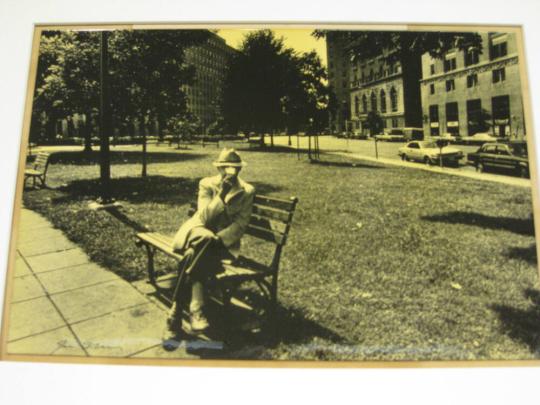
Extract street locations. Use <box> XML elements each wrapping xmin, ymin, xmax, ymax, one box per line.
<box><xmin>272</xmin><ymin>135</ymin><xmax>482</xmax><ymax>172</ymax></box>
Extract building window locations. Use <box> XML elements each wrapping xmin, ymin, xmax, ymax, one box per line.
<box><xmin>370</xmin><ymin>91</ymin><xmax>377</xmax><ymax>111</ymax></box>
<box><xmin>444</xmin><ymin>57</ymin><xmax>457</xmax><ymax>72</ymax></box>
<box><xmin>430</xmin><ymin>64</ymin><xmax>435</xmax><ymax>75</ymax></box>
<box><xmin>429</xmin><ymin>105</ymin><xmax>439</xmax><ymax>136</ymax></box>
<box><xmin>390</xmin><ymin>87</ymin><xmax>398</xmax><ymax>112</ymax></box>
<box><xmin>491</xmin><ymin>41</ymin><xmax>508</xmax><ymax>60</ymax></box>
<box><xmin>445</xmin><ymin>79</ymin><xmax>455</xmax><ymax>92</ymax></box>
<box><xmin>380</xmin><ymin>89</ymin><xmax>386</xmax><ymax>113</ymax></box>
<box><xmin>392</xmin><ymin>118</ymin><xmax>398</xmax><ymax>128</ymax></box>
<box><xmin>445</xmin><ymin>102</ymin><xmax>459</xmax><ymax>135</ymax></box>
<box><xmin>466</xmin><ymin>99</ymin><xmax>483</xmax><ymax>135</ymax></box>
<box><xmin>465</xmin><ymin>48</ymin><xmax>480</xmax><ymax>66</ymax></box>
<box><xmin>362</xmin><ymin>95</ymin><xmax>368</xmax><ymax>113</ymax></box>
<box><xmin>467</xmin><ymin>73</ymin><xmax>479</xmax><ymax>88</ymax></box>
<box><xmin>354</xmin><ymin>96</ymin><xmax>360</xmax><ymax>115</ymax></box>
<box><xmin>492</xmin><ymin>68</ymin><xmax>506</xmax><ymax>83</ymax></box>
<box><xmin>430</xmin><ymin>83</ymin><xmax>435</xmax><ymax>94</ymax></box>
<box><xmin>492</xmin><ymin>95</ymin><xmax>511</xmax><ymax>137</ymax></box>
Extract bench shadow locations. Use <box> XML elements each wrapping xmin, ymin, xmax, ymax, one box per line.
<box><xmin>422</xmin><ymin>211</ymin><xmax>535</xmax><ymax>237</ymax></box>
<box><xmin>506</xmin><ymin>244</ymin><xmax>538</xmax><ymax>265</ymax></box>
<box><xmin>47</xmin><ymin>150</ymin><xmax>206</xmax><ymax>165</ymax></box>
<box><xmin>145</xmin><ymin>282</ymin><xmax>347</xmax><ymax>360</ymax></box>
<box><xmin>491</xmin><ymin>288</ymin><xmax>540</xmax><ymax>357</ymax></box>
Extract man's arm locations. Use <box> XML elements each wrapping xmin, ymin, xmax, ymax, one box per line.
<box><xmin>196</xmin><ymin>178</ymin><xmax>225</xmax><ymax>227</ymax></box>
<box><xmin>217</xmin><ymin>190</ymin><xmax>255</xmax><ymax>248</ymax></box>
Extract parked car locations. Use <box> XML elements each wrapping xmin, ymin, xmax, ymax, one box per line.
<box><xmin>430</xmin><ymin>132</ymin><xmax>457</xmax><ymax>143</ymax></box>
<box><xmin>398</xmin><ymin>140</ymin><xmax>464</xmax><ymax>166</ymax></box>
<box><xmin>460</xmin><ymin>132</ymin><xmax>498</xmax><ymax>145</ymax></box>
<box><xmin>375</xmin><ymin>129</ymin><xmax>405</xmax><ymax>142</ymax></box>
<box><xmin>467</xmin><ymin>141</ymin><xmax>529</xmax><ymax>177</ymax></box>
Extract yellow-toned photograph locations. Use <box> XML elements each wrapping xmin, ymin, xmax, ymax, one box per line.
<box><xmin>1</xmin><ymin>24</ymin><xmax>539</xmax><ymax>366</ymax></box>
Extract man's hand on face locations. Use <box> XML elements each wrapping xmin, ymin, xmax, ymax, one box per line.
<box><xmin>219</xmin><ymin>174</ymin><xmax>235</xmax><ymax>200</ymax></box>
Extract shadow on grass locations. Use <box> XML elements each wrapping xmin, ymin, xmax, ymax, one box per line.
<box><xmin>506</xmin><ymin>244</ymin><xmax>538</xmax><ymax>265</ymax></box>
<box><xmin>52</xmin><ymin>176</ymin><xmax>283</xmax><ymax>206</ymax></box>
<box><xmin>308</xmin><ymin>159</ymin><xmax>384</xmax><ymax>170</ymax></box>
<box><xmin>491</xmin><ymin>288</ymin><xmax>540</xmax><ymax>356</ymax></box>
<box><xmin>422</xmin><ymin>211</ymin><xmax>535</xmax><ymax>237</ymax></box>
<box><xmin>47</xmin><ymin>150</ymin><xmax>206</xmax><ymax>165</ymax></box>
<box><xmin>148</xmin><ymin>282</ymin><xmax>346</xmax><ymax>359</ymax></box>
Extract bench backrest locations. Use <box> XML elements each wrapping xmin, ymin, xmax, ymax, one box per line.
<box><xmin>33</xmin><ymin>152</ymin><xmax>50</xmax><ymax>171</ymax></box>
<box><xmin>188</xmin><ymin>194</ymin><xmax>298</xmax><ymax>247</ymax></box>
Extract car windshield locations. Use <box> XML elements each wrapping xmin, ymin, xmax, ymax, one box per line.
<box><xmin>509</xmin><ymin>143</ymin><xmax>528</xmax><ymax>157</ymax></box>
<box><xmin>389</xmin><ymin>129</ymin><xmax>404</xmax><ymax>135</ymax></box>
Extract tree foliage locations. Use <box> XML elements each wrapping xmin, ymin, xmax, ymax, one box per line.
<box><xmin>222</xmin><ymin>30</ymin><xmax>330</xmax><ymax>139</ymax></box>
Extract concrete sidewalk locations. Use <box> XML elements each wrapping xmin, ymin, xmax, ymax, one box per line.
<box><xmin>5</xmin><ymin>208</ymin><xmax>199</xmax><ymax>359</ymax></box>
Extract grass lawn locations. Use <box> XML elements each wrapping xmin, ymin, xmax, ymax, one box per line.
<box><xmin>21</xmin><ymin>145</ymin><xmax>540</xmax><ymax>361</ymax></box>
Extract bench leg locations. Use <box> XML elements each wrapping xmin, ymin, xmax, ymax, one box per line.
<box><xmin>145</xmin><ymin>245</ymin><xmax>156</xmax><ymax>285</ymax></box>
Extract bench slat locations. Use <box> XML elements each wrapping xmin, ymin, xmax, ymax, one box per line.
<box><xmin>245</xmin><ymin>224</ymin><xmax>286</xmax><ymax>245</ymax></box>
<box><xmin>252</xmin><ymin>204</ymin><xmax>290</xmax><ymax>223</ymax></box>
<box><xmin>136</xmin><ymin>232</ymin><xmax>185</xmax><ymax>260</ymax></box>
<box><xmin>254</xmin><ymin>195</ymin><xmax>296</xmax><ymax>211</ymax></box>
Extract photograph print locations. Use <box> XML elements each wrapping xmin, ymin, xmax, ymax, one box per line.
<box><xmin>1</xmin><ymin>24</ymin><xmax>539</xmax><ymax>364</ymax></box>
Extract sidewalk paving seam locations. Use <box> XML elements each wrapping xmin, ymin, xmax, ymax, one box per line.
<box><xmin>19</xmin><ymin>249</ymin><xmax>90</xmax><ymax>356</ymax></box>
<box><xmin>7</xmin><ymin>325</ymin><xmax>69</xmax><ymax>344</ymax></box>
<box><xmin>17</xmin><ymin>246</ymin><xmax>78</xmax><ymax>259</ymax></box>
<box><xmin>64</xmin><ymin>302</ymin><xmax>151</xmax><ymax>328</ymax></box>
<box><xmin>42</xmin><ymin>278</ymin><xmax>129</xmax><ymax>298</ymax></box>
<box><xmin>15</xmin><ymin>259</ymin><xmax>92</xmax><ymax>276</ymax></box>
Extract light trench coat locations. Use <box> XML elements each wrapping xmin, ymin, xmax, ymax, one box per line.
<box><xmin>172</xmin><ymin>174</ymin><xmax>255</xmax><ymax>257</ymax></box>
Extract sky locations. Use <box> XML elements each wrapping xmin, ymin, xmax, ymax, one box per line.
<box><xmin>217</xmin><ymin>28</ymin><xmax>327</xmax><ymax>67</ymax></box>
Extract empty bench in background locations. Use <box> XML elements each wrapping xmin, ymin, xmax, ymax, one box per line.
<box><xmin>24</xmin><ymin>152</ymin><xmax>50</xmax><ymax>188</ymax></box>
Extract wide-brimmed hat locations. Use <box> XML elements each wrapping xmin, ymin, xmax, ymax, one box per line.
<box><xmin>212</xmin><ymin>148</ymin><xmax>247</xmax><ymax>167</ymax></box>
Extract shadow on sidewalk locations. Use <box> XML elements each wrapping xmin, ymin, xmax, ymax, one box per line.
<box><xmin>491</xmin><ymin>288</ymin><xmax>540</xmax><ymax>356</ymax></box>
<box><xmin>422</xmin><ymin>211</ymin><xmax>535</xmax><ymax>237</ymax></box>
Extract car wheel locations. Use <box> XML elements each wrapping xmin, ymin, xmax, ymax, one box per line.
<box><xmin>477</xmin><ymin>162</ymin><xmax>484</xmax><ymax>173</ymax></box>
<box><xmin>401</xmin><ymin>154</ymin><xmax>408</xmax><ymax>161</ymax></box>
<box><xmin>423</xmin><ymin>156</ymin><xmax>431</xmax><ymax>165</ymax></box>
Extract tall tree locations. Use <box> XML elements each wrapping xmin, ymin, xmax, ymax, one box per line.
<box><xmin>109</xmin><ymin>29</ymin><xmax>210</xmax><ymax>176</ymax></box>
<box><xmin>222</xmin><ymin>30</ymin><xmax>330</xmax><ymax>143</ymax></box>
<box><xmin>313</xmin><ymin>30</ymin><xmax>483</xmax><ymax>127</ymax></box>
<box><xmin>32</xmin><ymin>31</ymin><xmax>100</xmax><ymax>151</ymax></box>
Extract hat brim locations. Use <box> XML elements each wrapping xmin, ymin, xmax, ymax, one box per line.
<box><xmin>212</xmin><ymin>161</ymin><xmax>246</xmax><ymax>167</ymax></box>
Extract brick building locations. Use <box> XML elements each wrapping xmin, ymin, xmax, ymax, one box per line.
<box><xmin>420</xmin><ymin>32</ymin><xmax>525</xmax><ymax>139</ymax></box>
<box><xmin>184</xmin><ymin>32</ymin><xmax>236</xmax><ymax>132</ymax></box>
<box><xmin>326</xmin><ymin>32</ymin><xmax>351</xmax><ymax>133</ymax></box>
<box><xmin>349</xmin><ymin>54</ymin><xmax>410</xmax><ymax>136</ymax></box>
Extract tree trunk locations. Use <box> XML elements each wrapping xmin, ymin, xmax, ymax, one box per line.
<box><xmin>83</xmin><ymin>111</ymin><xmax>93</xmax><ymax>153</ymax></box>
<box><xmin>141</xmin><ymin>116</ymin><xmax>147</xmax><ymax>177</ymax></box>
<box><xmin>399</xmin><ymin>49</ymin><xmax>423</xmax><ymax>128</ymax></box>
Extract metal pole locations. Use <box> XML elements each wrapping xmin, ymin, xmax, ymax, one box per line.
<box><xmin>99</xmin><ymin>30</ymin><xmax>111</xmax><ymax>203</ymax></box>
<box><xmin>374</xmin><ymin>137</ymin><xmax>379</xmax><ymax>160</ymax></box>
<box><xmin>296</xmin><ymin>133</ymin><xmax>300</xmax><ymax>160</ymax></box>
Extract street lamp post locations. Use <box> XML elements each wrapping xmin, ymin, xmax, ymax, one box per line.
<box><xmin>99</xmin><ymin>30</ymin><xmax>111</xmax><ymax>203</ymax></box>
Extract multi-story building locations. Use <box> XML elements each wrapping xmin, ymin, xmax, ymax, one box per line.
<box><xmin>420</xmin><ymin>32</ymin><xmax>525</xmax><ymax>139</ymax></box>
<box><xmin>184</xmin><ymin>32</ymin><xmax>236</xmax><ymax>132</ymax></box>
<box><xmin>326</xmin><ymin>35</ymin><xmax>422</xmax><ymax>136</ymax></box>
<box><xmin>326</xmin><ymin>32</ymin><xmax>351</xmax><ymax>133</ymax></box>
<box><xmin>348</xmin><ymin>54</ymin><xmax>421</xmax><ymax>136</ymax></box>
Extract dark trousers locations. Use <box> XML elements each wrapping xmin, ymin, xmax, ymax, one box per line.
<box><xmin>172</xmin><ymin>227</ymin><xmax>234</xmax><ymax>311</ymax></box>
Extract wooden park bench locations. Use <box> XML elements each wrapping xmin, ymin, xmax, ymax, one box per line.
<box><xmin>135</xmin><ymin>194</ymin><xmax>299</xmax><ymax>329</ymax></box>
<box><xmin>24</xmin><ymin>152</ymin><xmax>50</xmax><ymax>188</ymax></box>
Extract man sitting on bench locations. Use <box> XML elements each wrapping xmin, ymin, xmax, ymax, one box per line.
<box><xmin>163</xmin><ymin>148</ymin><xmax>255</xmax><ymax>342</ymax></box>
